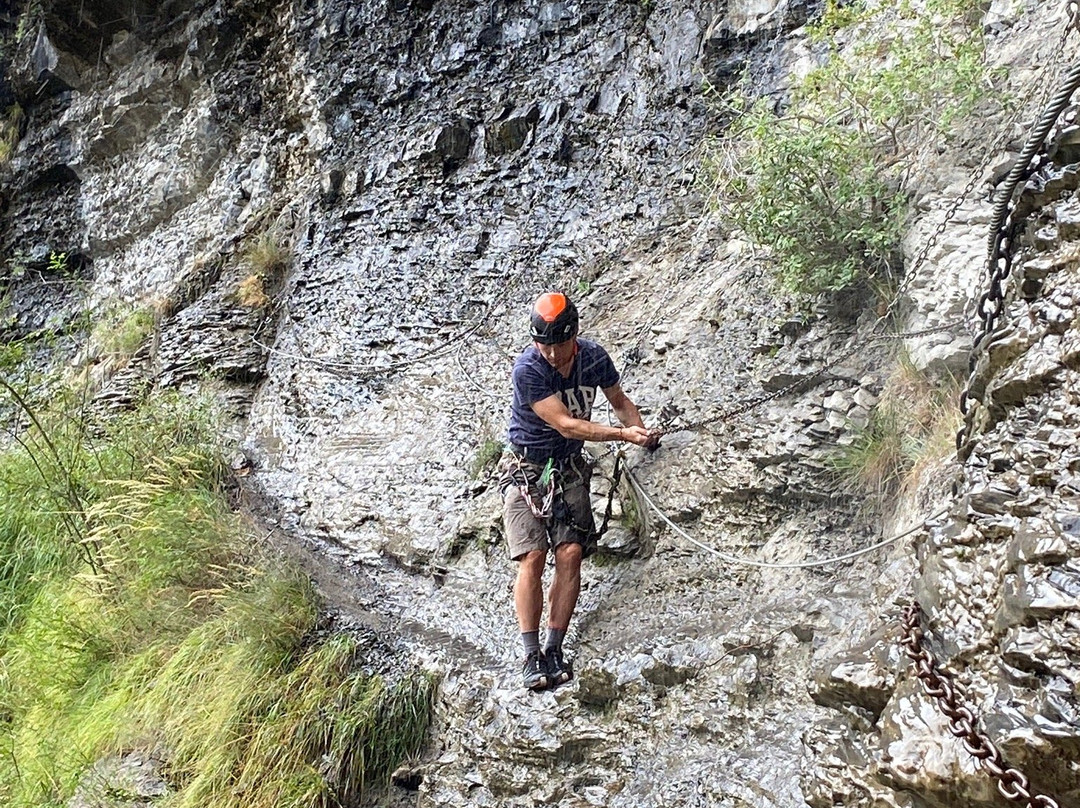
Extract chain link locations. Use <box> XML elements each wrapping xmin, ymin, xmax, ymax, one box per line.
<box><xmin>883</xmin><ymin>165</ymin><xmax>999</xmax><ymax>324</ymax></box>
<box><xmin>900</xmin><ymin>602</ymin><xmax>1060</xmax><ymax>808</ymax></box>
<box><xmin>659</xmin><ymin>320</ymin><xmax>962</xmax><ymax>434</ymax></box>
<box><xmin>884</xmin><ymin>0</ymin><xmax>1077</xmax><ymax>325</ymax></box>
<box><xmin>956</xmin><ymin>60</ymin><xmax>1080</xmax><ymax>455</ymax></box>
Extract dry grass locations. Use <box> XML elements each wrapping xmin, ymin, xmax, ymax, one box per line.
<box><xmin>236</xmin><ymin>231</ymin><xmax>291</xmax><ymax>309</ymax></box>
<box><xmin>832</xmin><ymin>351</ymin><xmax>962</xmax><ymax>502</ymax></box>
<box><xmin>236</xmin><ymin>273</ymin><xmax>271</xmax><ymax>308</ymax></box>
<box><xmin>0</xmin><ymin>105</ymin><xmax>24</xmax><ymax>163</ymax></box>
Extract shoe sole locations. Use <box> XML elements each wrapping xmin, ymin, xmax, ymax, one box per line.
<box><xmin>525</xmin><ymin>675</ymin><xmax>549</xmax><ymax>691</ymax></box>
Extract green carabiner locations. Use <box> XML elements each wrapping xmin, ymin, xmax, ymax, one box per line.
<box><xmin>539</xmin><ymin>457</ymin><xmax>554</xmax><ymax>487</ymax></box>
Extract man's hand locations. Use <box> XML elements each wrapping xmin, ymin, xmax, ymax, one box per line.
<box><xmin>622</xmin><ymin>426</ymin><xmax>662</xmax><ymax>450</ymax></box>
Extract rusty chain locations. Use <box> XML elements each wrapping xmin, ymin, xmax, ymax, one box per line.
<box><xmin>902</xmin><ymin>12</ymin><xmax>1080</xmax><ymax>804</ymax></box>
<box><xmin>900</xmin><ymin>603</ymin><xmax>1060</xmax><ymax>808</ymax></box>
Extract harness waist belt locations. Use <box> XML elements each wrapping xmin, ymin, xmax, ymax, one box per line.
<box><xmin>508</xmin><ymin>443</ymin><xmax>574</xmax><ymax>465</ymax></box>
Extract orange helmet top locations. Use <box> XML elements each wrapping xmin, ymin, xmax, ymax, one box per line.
<box><xmin>529</xmin><ymin>292</ymin><xmax>579</xmax><ymax>344</ymax></box>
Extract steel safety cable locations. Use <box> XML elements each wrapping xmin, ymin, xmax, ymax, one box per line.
<box><xmin>987</xmin><ymin>60</ymin><xmax>1080</xmax><ymax>252</ymax></box>
<box><xmin>252</xmin><ymin>313</ymin><xmax>487</xmax><ymax>376</ymax></box>
<box><xmin>977</xmin><ymin>59</ymin><xmax>1080</xmax><ymax>343</ymax></box>
<box><xmin>623</xmin><ymin>465</ymin><xmax>945</xmax><ymax>570</ymax></box>
<box><xmin>957</xmin><ymin>59</ymin><xmax>1080</xmax><ymax>454</ymax></box>
<box><xmin>881</xmin><ymin>7</ymin><xmax>1079</xmax><ymax>327</ymax></box>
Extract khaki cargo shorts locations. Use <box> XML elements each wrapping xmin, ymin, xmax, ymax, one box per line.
<box><xmin>499</xmin><ymin>452</ymin><xmax>596</xmax><ymax>561</ymax></box>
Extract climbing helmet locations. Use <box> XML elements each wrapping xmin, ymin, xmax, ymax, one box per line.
<box><xmin>529</xmin><ymin>292</ymin><xmax>579</xmax><ymax>345</ymax></box>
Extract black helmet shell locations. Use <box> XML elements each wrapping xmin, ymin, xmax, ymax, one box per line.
<box><xmin>530</xmin><ymin>292</ymin><xmax>579</xmax><ymax>344</ymax></box>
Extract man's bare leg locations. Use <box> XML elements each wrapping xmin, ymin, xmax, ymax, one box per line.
<box><xmin>515</xmin><ymin>549</ymin><xmax>550</xmax><ymax>690</ymax></box>
<box><xmin>545</xmin><ymin>542</ymin><xmax>582</xmax><ymax>685</ymax></box>
<box><xmin>515</xmin><ymin>549</ymin><xmax>547</xmax><ymax>631</ymax></box>
<box><xmin>548</xmin><ymin>542</ymin><xmax>583</xmax><ymax>630</ymax></box>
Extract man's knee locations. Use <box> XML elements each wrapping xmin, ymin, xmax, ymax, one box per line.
<box><xmin>517</xmin><ymin>549</ymin><xmax>547</xmax><ymax>577</ymax></box>
<box><xmin>554</xmin><ymin>542</ymin><xmax>583</xmax><ymax>567</ymax></box>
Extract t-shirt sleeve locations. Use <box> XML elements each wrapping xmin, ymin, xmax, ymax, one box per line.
<box><xmin>513</xmin><ymin>360</ymin><xmax>556</xmax><ymax>405</ymax></box>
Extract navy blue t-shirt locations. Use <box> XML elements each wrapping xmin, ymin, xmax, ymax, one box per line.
<box><xmin>507</xmin><ymin>338</ymin><xmax>620</xmax><ymax>460</ymax></box>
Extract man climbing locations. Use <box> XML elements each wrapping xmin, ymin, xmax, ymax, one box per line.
<box><xmin>501</xmin><ymin>291</ymin><xmax>659</xmax><ymax>691</ymax></box>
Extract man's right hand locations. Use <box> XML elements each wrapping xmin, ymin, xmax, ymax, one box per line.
<box><xmin>622</xmin><ymin>426</ymin><xmax>661</xmax><ymax>450</ymax></box>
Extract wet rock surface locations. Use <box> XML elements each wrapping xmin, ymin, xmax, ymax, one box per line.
<box><xmin>810</xmin><ymin>124</ymin><xmax>1080</xmax><ymax>808</ymax></box>
<box><xmin>2</xmin><ymin>0</ymin><xmax>1079</xmax><ymax>806</ymax></box>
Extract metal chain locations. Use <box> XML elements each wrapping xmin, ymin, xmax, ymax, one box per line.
<box><xmin>665</xmin><ymin>342</ymin><xmax>862</xmax><ymax>434</ymax></box>
<box><xmin>957</xmin><ymin>60</ymin><xmax>1080</xmax><ymax>454</ymax></box>
<box><xmin>594</xmin><ymin>450</ymin><xmax>624</xmax><ymax>539</ymax></box>
<box><xmin>900</xmin><ymin>603</ymin><xmax>1060</xmax><ymax>808</ymax></box>
<box><xmin>903</xmin><ymin>42</ymin><xmax>1080</xmax><ymax>808</ymax></box>
<box><xmin>660</xmin><ymin>320</ymin><xmax>962</xmax><ymax>435</ymax></box>
<box><xmin>883</xmin><ymin>164</ymin><xmax>1002</xmax><ymax>325</ymax></box>
<box><xmin>883</xmin><ymin>1</ymin><xmax>1078</xmax><ymax>324</ymax></box>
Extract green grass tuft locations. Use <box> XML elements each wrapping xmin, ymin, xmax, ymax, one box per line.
<box><xmin>237</xmin><ymin>230</ymin><xmax>292</xmax><ymax>309</ymax></box>
<box><xmin>0</xmin><ymin>391</ymin><xmax>434</xmax><ymax>808</ymax></box>
<box><xmin>469</xmin><ymin>436</ymin><xmax>505</xmax><ymax>479</ymax></box>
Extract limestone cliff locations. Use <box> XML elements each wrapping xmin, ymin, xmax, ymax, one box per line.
<box><xmin>1</xmin><ymin>0</ymin><xmax>1078</xmax><ymax>805</ymax></box>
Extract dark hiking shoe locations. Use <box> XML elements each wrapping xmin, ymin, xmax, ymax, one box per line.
<box><xmin>545</xmin><ymin>648</ymin><xmax>573</xmax><ymax>686</ymax></box>
<box><xmin>522</xmin><ymin>650</ymin><xmax>549</xmax><ymax>691</ymax></box>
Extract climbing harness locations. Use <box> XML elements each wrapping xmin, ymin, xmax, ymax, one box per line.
<box><xmin>504</xmin><ymin>451</ymin><xmax>600</xmax><ymax>543</ymax></box>
<box><xmin>901</xmin><ymin>604</ymin><xmax>1060</xmax><ymax>808</ymax></box>
<box><xmin>505</xmin><ymin>453</ymin><xmax>558</xmax><ymax>520</ymax></box>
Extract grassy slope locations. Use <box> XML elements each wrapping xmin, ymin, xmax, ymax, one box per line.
<box><xmin>0</xmin><ymin>391</ymin><xmax>432</xmax><ymax>808</ymax></box>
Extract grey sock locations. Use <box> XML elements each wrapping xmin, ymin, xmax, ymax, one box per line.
<box><xmin>544</xmin><ymin>627</ymin><xmax>566</xmax><ymax>653</ymax></box>
<box><xmin>522</xmin><ymin>630</ymin><xmax>540</xmax><ymax>655</ymax></box>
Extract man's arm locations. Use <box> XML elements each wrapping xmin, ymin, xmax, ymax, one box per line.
<box><xmin>602</xmin><ymin>383</ymin><xmax>660</xmax><ymax>449</ymax></box>
<box><xmin>601</xmin><ymin>383</ymin><xmax>645</xmax><ymax>430</ymax></box>
<box><xmin>530</xmin><ymin>386</ymin><xmax>656</xmax><ymax>447</ymax></box>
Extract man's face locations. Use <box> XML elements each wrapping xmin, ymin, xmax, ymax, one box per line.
<box><xmin>535</xmin><ymin>338</ymin><xmax>576</xmax><ymax>368</ymax></box>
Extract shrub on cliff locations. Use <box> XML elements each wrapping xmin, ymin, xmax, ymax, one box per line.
<box><xmin>706</xmin><ymin>0</ymin><xmax>994</xmax><ymax>295</ymax></box>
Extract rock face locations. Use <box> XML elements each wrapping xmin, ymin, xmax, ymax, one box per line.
<box><xmin>2</xmin><ymin>0</ymin><xmax>1080</xmax><ymax>806</ymax></box>
<box><xmin>68</xmin><ymin>752</ymin><xmax>169</xmax><ymax>808</ymax></box>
